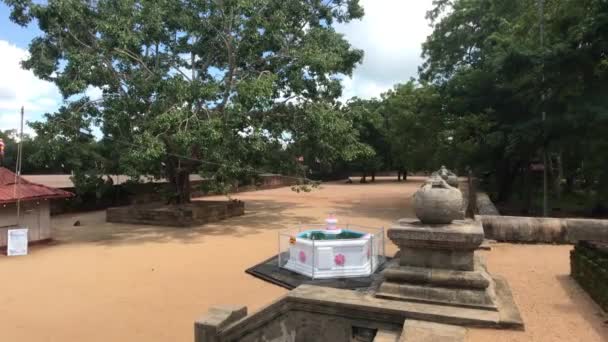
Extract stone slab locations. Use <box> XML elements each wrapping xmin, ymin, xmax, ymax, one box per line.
<box><xmin>194</xmin><ymin>305</ymin><xmax>248</xmax><ymax>342</ymax></box>
<box><xmin>286</xmin><ymin>284</ymin><xmax>519</xmax><ymax>328</ymax></box>
<box><xmin>374</xmin><ymin>329</ymin><xmax>402</xmax><ymax>342</ymax></box>
<box><xmin>382</xmin><ymin>265</ymin><xmax>490</xmax><ymax>289</ymax></box>
<box><xmin>400</xmin><ymin>320</ymin><xmax>466</xmax><ymax>342</ymax></box>
<box><xmin>478</xmin><ymin>239</ymin><xmax>494</xmax><ymax>250</ymax></box>
<box><xmin>376</xmin><ymin>281</ymin><xmax>497</xmax><ymax>310</ymax></box>
<box><xmin>493</xmin><ymin>276</ymin><xmax>525</xmax><ymax>329</ymax></box>
<box><xmin>107</xmin><ymin>200</ymin><xmax>244</xmax><ymax>227</ymax></box>
<box><xmin>390</xmin><ymin>219</ymin><xmax>484</xmax><ymax>250</ymax></box>
<box><xmin>245</xmin><ymin>254</ymin><xmax>391</xmax><ymax>290</ymax></box>
<box><xmin>398</xmin><ymin>247</ymin><xmax>475</xmax><ymax>271</ymax></box>
<box><xmin>210</xmin><ymin>283</ymin><xmax>523</xmax><ymax>341</ymax></box>
<box><xmin>565</xmin><ymin>218</ymin><xmax>608</xmax><ymax>243</ymax></box>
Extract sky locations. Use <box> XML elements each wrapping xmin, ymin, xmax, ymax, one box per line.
<box><xmin>0</xmin><ymin>0</ymin><xmax>434</xmax><ymax>134</ymax></box>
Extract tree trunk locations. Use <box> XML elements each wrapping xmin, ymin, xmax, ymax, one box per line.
<box><xmin>565</xmin><ymin>176</ymin><xmax>574</xmax><ymax>194</ymax></box>
<box><xmin>523</xmin><ymin>163</ymin><xmax>532</xmax><ymax>215</ymax></box>
<box><xmin>497</xmin><ymin>161</ymin><xmax>519</xmax><ymax>203</ymax></box>
<box><xmin>402</xmin><ymin>169</ymin><xmax>407</xmax><ymax>181</ymax></box>
<box><xmin>397</xmin><ymin>171</ymin><xmax>402</xmax><ymax>182</ymax></box>
<box><xmin>360</xmin><ymin>174</ymin><xmax>367</xmax><ymax>183</ymax></box>
<box><xmin>554</xmin><ymin>152</ymin><xmax>563</xmax><ymax>200</ymax></box>
<box><xmin>371</xmin><ymin>171</ymin><xmax>376</xmax><ymax>182</ymax></box>
<box><xmin>167</xmin><ymin>163</ymin><xmax>191</xmax><ymax>204</ymax></box>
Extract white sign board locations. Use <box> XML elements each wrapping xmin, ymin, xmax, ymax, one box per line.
<box><xmin>7</xmin><ymin>228</ymin><xmax>28</xmax><ymax>256</ymax></box>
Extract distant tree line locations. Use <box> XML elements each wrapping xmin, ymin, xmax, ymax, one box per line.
<box><xmin>338</xmin><ymin>0</ymin><xmax>608</xmax><ymax>216</ymax></box>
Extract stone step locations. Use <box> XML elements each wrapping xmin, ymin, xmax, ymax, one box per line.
<box><xmin>382</xmin><ymin>265</ymin><xmax>490</xmax><ymax>289</ymax></box>
<box><xmin>400</xmin><ymin>320</ymin><xmax>466</xmax><ymax>342</ymax></box>
<box><xmin>373</xmin><ymin>329</ymin><xmax>401</xmax><ymax>342</ymax></box>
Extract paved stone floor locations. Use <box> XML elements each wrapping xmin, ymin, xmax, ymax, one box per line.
<box><xmin>0</xmin><ymin>177</ymin><xmax>606</xmax><ymax>341</ymax></box>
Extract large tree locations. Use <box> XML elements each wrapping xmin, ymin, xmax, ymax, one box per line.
<box><xmin>345</xmin><ymin>98</ymin><xmax>385</xmax><ymax>182</ymax></box>
<box><xmin>377</xmin><ymin>81</ymin><xmax>445</xmax><ymax>177</ymax></box>
<box><xmin>5</xmin><ymin>0</ymin><xmax>365</xmax><ymax>203</ymax></box>
<box><xmin>420</xmin><ymin>0</ymin><xmax>608</xmax><ymax>208</ymax></box>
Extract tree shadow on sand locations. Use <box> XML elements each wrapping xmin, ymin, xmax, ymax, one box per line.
<box><xmin>51</xmin><ymin>199</ymin><xmax>316</xmax><ymax>246</ymax></box>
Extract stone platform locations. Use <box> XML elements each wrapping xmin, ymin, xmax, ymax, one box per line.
<box><xmin>106</xmin><ymin>200</ymin><xmax>244</xmax><ymax>227</ymax></box>
<box><xmin>376</xmin><ymin>218</ymin><xmax>511</xmax><ymax>314</ymax></box>
<box><xmin>194</xmin><ymin>284</ymin><xmax>523</xmax><ymax>342</ymax></box>
<box><xmin>245</xmin><ymin>254</ymin><xmax>391</xmax><ymax>290</ymax></box>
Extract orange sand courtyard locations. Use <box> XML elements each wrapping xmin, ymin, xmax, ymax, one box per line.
<box><xmin>0</xmin><ymin>178</ymin><xmax>606</xmax><ymax>341</ymax></box>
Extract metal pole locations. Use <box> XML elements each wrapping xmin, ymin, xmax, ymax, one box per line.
<box><xmin>311</xmin><ymin>239</ymin><xmax>315</xmax><ymax>280</ymax></box>
<box><xmin>278</xmin><ymin>231</ymin><xmax>281</xmax><ymax>267</ymax></box>
<box><xmin>15</xmin><ymin>106</ymin><xmax>24</xmax><ymax>224</ymax></box>
<box><xmin>539</xmin><ymin>0</ymin><xmax>549</xmax><ymax>217</ymax></box>
<box><xmin>370</xmin><ymin>235</ymin><xmax>374</xmax><ymax>273</ymax></box>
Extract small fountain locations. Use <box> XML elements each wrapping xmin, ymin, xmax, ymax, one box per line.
<box><xmin>279</xmin><ymin>214</ymin><xmax>385</xmax><ymax>279</ymax></box>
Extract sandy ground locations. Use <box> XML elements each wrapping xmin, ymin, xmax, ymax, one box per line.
<box><xmin>469</xmin><ymin>244</ymin><xmax>608</xmax><ymax>341</ymax></box>
<box><xmin>0</xmin><ymin>177</ymin><xmax>606</xmax><ymax>342</ymax></box>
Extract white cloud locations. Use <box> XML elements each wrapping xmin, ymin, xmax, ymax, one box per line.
<box><xmin>0</xmin><ymin>40</ymin><xmax>62</xmax><ymax>134</ymax></box>
<box><xmin>336</xmin><ymin>0</ymin><xmax>434</xmax><ymax>101</ymax></box>
<box><xmin>84</xmin><ymin>85</ymin><xmax>103</xmax><ymax>101</ymax></box>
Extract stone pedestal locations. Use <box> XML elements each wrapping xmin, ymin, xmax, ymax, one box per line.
<box><xmin>376</xmin><ymin>218</ymin><xmax>499</xmax><ymax>311</ymax></box>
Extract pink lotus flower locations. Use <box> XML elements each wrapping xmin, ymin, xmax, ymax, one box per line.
<box><xmin>299</xmin><ymin>251</ymin><xmax>306</xmax><ymax>263</ymax></box>
<box><xmin>334</xmin><ymin>253</ymin><xmax>345</xmax><ymax>266</ymax></box>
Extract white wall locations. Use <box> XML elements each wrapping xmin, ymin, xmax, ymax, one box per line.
<box><xmin>0</xmin><ymin>200</ymin><xmax>51</xmax><ymax>247</ymax></box>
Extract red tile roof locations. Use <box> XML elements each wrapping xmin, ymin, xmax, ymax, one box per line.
<box><xmin>0</xmin><ymin>167</ymin><xmax>74</xmax><ymax>204</ymax></box>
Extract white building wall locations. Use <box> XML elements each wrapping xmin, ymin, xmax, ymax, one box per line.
<box><xmin>0</xmin><ymin>200</ymin><xmax>50</xmax><ymax>247</ymax></box>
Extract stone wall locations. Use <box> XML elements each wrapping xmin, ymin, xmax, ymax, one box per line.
<box><xmin>468</xmin><ymin>186</ymin><xmax>608</xmax><ymax>244</ymax></box>
<box><xmin>51</xmin><ymin>174</ymin><xmax>295</xmax><ymax>215</ymax></box>
<box><xmin>194</xmin><ymin>283</ymin><xmax>521</xmax><ymax>342</ymax></box>
<box><xmin>479</xmin><ymin>215</ymin><xmax>608</xmax><ymax>244</ymax></box>
<box><xmin>198</xmin><ymin>303</ymin><xmax>396</xmax><ymax>342</ymax></box>
<box><xmin>106</xmin><ymin>200</ymin><xmax>244</xmax><ymax>227</ymax></box>
<box><xmin>570</xmin><ymin>241</ymin><xmax>608</xmax><ymax>312</ymax></box>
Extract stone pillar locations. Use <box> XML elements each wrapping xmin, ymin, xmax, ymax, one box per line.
<box><xmin>376</xmin><ymin>218</ymin><xmax>499</xmax><ymax>311</ymax></box>
<box><xmin>194</xmin><ymin>305</ymin><xmax>247</xmax><ymax>342</ymax></box>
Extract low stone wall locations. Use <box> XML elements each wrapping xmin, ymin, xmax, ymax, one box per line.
<box><xmin>476</xmin><ymin>193</ymin><xmax>499</xmax><ymax>215</ymax></box>
<box><xmin>479</xmin><ymin>215</ymin><xmax>608</xmax><ymax>244</ymax></box>
<box><xmin>570</xmin><ymin>241</ymin><xmax>608</xmax><ymax>312</ymax></box>
<box><xmin>51</xmin><ymin>174</ymin><xmax>295</xmax><ymax>215</ymax></box>
<box><xmin>194</xmin><ymin>283</ymin><xmax>521</xmax><ymax>342</ymax></box>
<box><xmin>106</xmin><ymin>200</ymin><xmax>244</xmax><ymax>227</ymax></box>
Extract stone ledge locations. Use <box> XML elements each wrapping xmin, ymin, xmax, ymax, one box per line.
<box><xmin>106</xmin><ymin>200</ymin><xmax>244</xmax><ymax>227</ymax></box>
<box><xmin>383</xmin><ymin>265</ymin><xmax>490</xmax><ymax>289</ymax></box>
<box><xmin>375</xmin><ymin>281</ymin><xmax>497</xmax><ymax>311</ymax></box>
<box><xmin>390</xmin><ymin>219</ymin><xmax>484</xmax><ymax>250</ymax></box>
<box><xmin>400</xmin><ymin>320</ymin><xmax>466</xmax><ymax>342</ymax></box>
<box><xmin>198</xmin><ymin>283</ymin><xmax>523</xmax><ymax>342</ymax></box>
<box><xmin>285</xmin><ymin>284</ymin><xmax>517</xmax><ymax>328</ymax></box>
<box><xmin>195</xmin><ymin>305</ymin><xmax>248</xmax><ymax>342</ymax></box>
<box><xmin>373</xmin><ymin>329</ymin><xmax>401</xmax><ymax>342</ymax></box>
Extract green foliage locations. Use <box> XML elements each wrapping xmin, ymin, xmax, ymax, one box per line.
<box><xmin>4</xmin><ymin>0</ymin><xmax>365</xmax><ymax>203</ymax></box>
<box><xmin>419</xmin><ymin>0</ymin><xmax>608</xmax><ymax>206</ymax></box>
<box><xmin>378</xmin><ymin>81</ymin><xmax>445</xmax><ymax>172</ymax></box>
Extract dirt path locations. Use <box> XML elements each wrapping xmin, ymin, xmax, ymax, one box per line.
<box><xmin>468</xmin><ymin>243</ymin><xmax>608</xmax><ymax>341</ymax></box>
<box><xmin>0</xmin><ymin>177</ymin><xmax>605</xmax><ymax>341</ymax></box>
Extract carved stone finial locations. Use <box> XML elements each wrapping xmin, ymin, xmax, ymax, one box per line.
<box><xmin>413</xmin><ymin>176</ymin><xmax>462</xmax><ymax>224</ymax></box>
